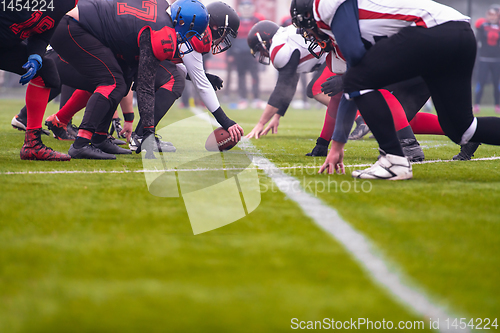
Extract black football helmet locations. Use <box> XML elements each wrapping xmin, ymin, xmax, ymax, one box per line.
<box><xmin>290</xmin><ymin>0</ymin><xmax>331</xmax><ymax>59</ymax></box>
<box><xmin>207</xmin><ymin>1</ymin><xmax>240</xmax><ymax>55</ymax></box>
<box><xmin>290</xmin><ymin>0</ymin><xmax>316</xmax><ymax>30</ymax></box>
<box><xmin>247</xmin><ymin>20</ymin><xmax>279</xmax><ymax>65</ymax></box>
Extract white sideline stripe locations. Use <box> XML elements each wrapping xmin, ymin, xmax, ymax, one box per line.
<box><xmin>1</xmin><ymin>156</ymin><xmax>499</xmax><ymax>176</ymax></box>
<box><xmin>191</xmin><ymin>108</ymin><xmax>467</xmax><ymax>332</ymax></box>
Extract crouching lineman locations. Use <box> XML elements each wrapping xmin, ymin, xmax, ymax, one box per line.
<box><xmin>129</xmin><ymin>1</ymin><xmax>244</xmax><ymax>152</ymax></box>
<box><xmin>244</xmin><ymin>20</ymin><xmax>343</xmax><ymax>152</ymax></box>
<box><xmin>51</xmin><ymin>0</ymin><xmax>221</xmax><ymax>159</ymax></box>
<box><xmin>292</xmin><ymin>0</ymin><xmax>500</xmax><ymax>179</ymax></box>
<box><xmin>0</xmin><ymin>0</ymin><xmax>77</xmax><ymax>160</ymax></box>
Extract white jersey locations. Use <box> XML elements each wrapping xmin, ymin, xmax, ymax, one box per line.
<box><xmin>313</xmin><ymin>0</ymin><xmax>470</xmax><ymax>46</ymax></box>
<box><xmin>269</xmin><ymin>25</ymin><xmax>326</xmax><ymax>73</ymax></box>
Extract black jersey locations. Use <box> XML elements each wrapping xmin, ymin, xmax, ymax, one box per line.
<box><xmin>476</xmin><ymin>20</ymin><xmax>500</xmax><ymax>60</ymax></box>
<box><xmin>78</xmin><ymin>0</ymin><xmax>174</xmax><ymax>65</ymax></box>
<box><xmin>0</xmin><ymin>0</ymin><xmax>76</xmax><ymax>52</ymax></box>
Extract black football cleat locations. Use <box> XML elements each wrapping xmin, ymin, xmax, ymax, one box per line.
<box><xmin>69</xmin><ymin>143</ymin><xmax>116</xmax><ymax>160</ymax></box>
<box><xmin>305</xmin><ymin>144</ymin><xmax>328</xmax><ymax>156</ymax></box>
<box><xmin>400</xmin><ymin>138</ymin><xmax>425</xmax><ymax>162</ymax></box>
<box><xmin>67</xmin><ymin>120</ymin><xmax>79</xmax><ymax>138</ymax></box>
<box><xmin>94</xmin><ymin>137</ymin><xmax>132</xmax><ymax>154</ymax></box>
<box><xmin>453</xmin><ymin>142</ymin><xmax>481</xmax><ymax>161</ymax></box>
<box><xmin>108</xmin><ymin>135</ymin><xmax>127</xmax><ymax>146</ymax></box>
<box><xmin>306</xmin><ymin>137</ymin><xmax>329</xmax><ymax>156</ymax></box>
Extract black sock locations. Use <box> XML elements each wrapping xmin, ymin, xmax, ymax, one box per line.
<box><xmin>471</xmin><ymin>117</ymin><xmax>500</xmax><ymax>145</ymax></box>
<box><xmin>74</xmin><ymin>137</ymin><xmax>91</xmax><ymax>149</ymax></box>
<box><xmin>91</xmin><ymin>133</ymin><xmax>108</xmax><ymax>145</ymax></box>
<box><xmin>316</xmin><ymin>137</ymin><xmax>329</xmax><ymax>146</ymax></box>
<box><xmin>355</xmin><ymin>91</ymin><xmax>404</xmax><ymax>156</ymax></box>
<box><xmin>135</xmin><ymin>89</ymin><xmax>178</xmax><ymax>137</ymax></box>
<box><xmin>396</xmin><ymin>125</ymin><xmax>417</xmax><ymax>141</ymax></box>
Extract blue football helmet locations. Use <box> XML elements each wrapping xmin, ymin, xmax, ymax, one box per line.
<box><xmin>170</xmin><ymin>0</ymin><xmax>209</xmax><ymax>55</ymax></box>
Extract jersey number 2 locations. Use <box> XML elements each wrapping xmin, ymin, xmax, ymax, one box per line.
<box><xmin>117</xmin><ymin>0</ymin><xmax>157</xmax><ymax>22</ymax></box>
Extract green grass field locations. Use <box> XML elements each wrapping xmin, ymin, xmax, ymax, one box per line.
<box><xmin>0</xmin><ymin>99</ymin><xmax>499</xmax><ymax>332</ymax></box>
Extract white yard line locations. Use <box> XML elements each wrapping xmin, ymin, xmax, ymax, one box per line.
<box><xmin>1</xmin><ymin>156</ymin><xmax>498</xmax><ymax>176</ymax></box>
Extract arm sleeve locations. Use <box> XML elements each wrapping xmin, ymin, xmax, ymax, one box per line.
<box><xmin>26</xmin><ymin>31</ymin><xmax>53</xmax><ymax>58</ymax></box>
<box><xmin>331</xmin><ymin>95</ymin><xmax>358</xmax><ymax>143</ymax></box>
<box><xmin>180</xmin><ymin>45</ymin><xmax>221</xmax><ymax>112</ymax></box>
<box><xmin>330</xmin><ymin>0</ymin><xmax>366</xmax><ymax>67</ymax></box>
<box><xmin>136</xmin><ymin>29</ymin><xmax>161</xmax><ymax>129</ymax></box>
<box><xmin>268</xmin><ymin>49</ymin><xmax>301</xmax><ymax>117</ymax></box>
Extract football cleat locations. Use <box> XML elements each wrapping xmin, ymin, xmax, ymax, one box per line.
<box><xmin>453</xmin><ymin>142</ymin><xmax>481</xmax><ymax>161</ymax></box>
<box><xmin>135</xmin><ymin>132</ymin><xmax>157</xmax><ymax>159</ymax></box>
<box><xmin>351</xmin><ymin>149</ymin><xmax>412</xmax><ymax>180</ymax></box>
<box><xmin>306</xmin><ymin>137</ymin><xmax>329</xmax><ymax>156</ymax></box>
<box><xmin>45</xmin><ymin>114</ymin><xmax>76</xmax><ymax>141</ymax></box>
<box><xmin>68</xmin><ymin>143</ymin><xmax>116</xmax><ymax>160</ymax></box>
<box><xmin>129</xmin><ymin>132</ymin><xmax>142</xmax><ymax>152</ymax></box>
<box><xmin>400</xmin><ymin>138</ymin><xmax>425</xmax><ymax>162</ymax></box>
<box><xmin>306</xmin><ymin>144</ymin><xmax>328</xmax><ymax>156</ymax></box>
<box><xmin>12</xmin><ymin>115</ymin><xmax>50</xmax><ymax>135</ymax></box>
<box><xmin>94</xmin><ymin>137</ymin><xmax>131</xmax><ymax>154</ymax></box>
<box><xmin>154</xmin><ymin>134</ymin><xmax>176</xmax><ymax>152</ymax></box>
<box><xmin>67</xmin><ymin>120</ymin><xmax>79</xmax><ymax>138</ymax></box>
<box><xmin>348</xmin><ymin>122</ymin><xmax>370</xmax><ymax>140</ymax></box>
<box><xmin>11</xmin><ymin>115</ymin><xmax>26</xmax><ymax>131</ymax></box>
<box><xmin>108</xmin><ymin>135</ymin><xmax>127</xmax><ymax>146</ymax></box>
<box><xmin>20</xmin><ymin>129</ymin><xmax>71</xmax><ymax>161</ymax></box>
<box><xmin>129</xmin><ymin>132</ymin><xmax>176</xmax><ymax>152</ymax></box>
<box><xmin>110</xmin><ymin>117</ymin><xmax>125</xmax><ymax>138</ymax></box>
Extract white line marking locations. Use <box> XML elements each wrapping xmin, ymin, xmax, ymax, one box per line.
<box><xmin>190</xmin><ymin>107</ymin><xmax>468</xmax><ymax>332</ymax></box>
<box><xmin>1</xmin><ymin>156</ymin><xmax>499</xmax><ymax>176</ymax></box>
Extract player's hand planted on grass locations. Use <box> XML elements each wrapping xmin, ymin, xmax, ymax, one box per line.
<box><xmin>246</xmin><ymin>123</ymin><xmax>265</xmax><ymax>139</ymax></box>
<box><xmin>319</xmin><ymin>141</ymin><xmax>345</xmax><ymax>175</ymax></box>
<box><xmin>228</xmin><ymin>124</ymin><xmax>244</xmax><ymax>143</ymax></box>
<box><xmin>120</xmin><ymin>121</ymin><xmax>133</xmax><ymax>143</ymax></box>
<box><xmin>261</xmin><ymin>114</ymin><xmax>280</xmax><ymax>136</ymax></box>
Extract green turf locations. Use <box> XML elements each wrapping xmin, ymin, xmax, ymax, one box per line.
<box><xmin>0</xmin><ymin>99</ymin><xmax>499</xmax><ymax>332</ymax></box>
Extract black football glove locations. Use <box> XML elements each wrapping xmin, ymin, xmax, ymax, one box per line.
<box><xmin>206</xmin><ymin>73</ymin><xmax>223</xmax><ymax>91</ymax></box>
<box><xmin>320</xmin><ymin>75</ymin><xmax>344</xmax><ymax>97</ymax></box>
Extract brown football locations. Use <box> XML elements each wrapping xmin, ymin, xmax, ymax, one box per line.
<box><xmin>205</xmin><ymin>127</ymin><xmax>236</xmax><ymax>151</ymax></box>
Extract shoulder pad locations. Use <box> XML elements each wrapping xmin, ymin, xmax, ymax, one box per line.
<box><xmin>313</xmin><ymin>0</ymin><xmax>346</xmax><ymax>26</ymax></box>
<box><xmin>270</xmin><ymin>43</ymin><xmax>293</xmax><ymax>69</ymax></box>
<box><xmin>190</xmin><ymin>27</ymin><xmax>212</xmax><ymax>54</ymax></box>
<box><xmin>149</xmin><ymin>26</ymin><xmax>177</xmax><ymax>62</ymax></box>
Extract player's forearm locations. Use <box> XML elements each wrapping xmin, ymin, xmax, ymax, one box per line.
<box><xmin>331</xmin><ymin>95</ymin><xmax>357</xmax><ymax>143</ymax></box>
<box><xmin>137</xmin><ymin>29</ymin><xmax>160</xmax><ymax>129</ymax></box>
<box><xmin>258</xmin><ymin>104</ymin><xmax>280</xmax><ymax>126</ymax></box>
<box><xmin>120</xmin><ymin>88</ymin><xmax>135</xmax><ymax>123</ymax></box>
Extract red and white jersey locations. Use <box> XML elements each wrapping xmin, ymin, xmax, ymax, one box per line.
<box><xmin>269</xmin><ymin>25</ymin><xmax>327</xmax><ymax>73</ymax></box>
<box><xmin>313</xmin><ymin>0</ymin><xmax>470</xmax><ymax>46</ymax></box>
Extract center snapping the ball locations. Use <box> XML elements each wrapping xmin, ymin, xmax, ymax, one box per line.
<box><xmin>205</xmin><ymin>127</ymin><xmax>236</xmax><ymax>151</ymax></box>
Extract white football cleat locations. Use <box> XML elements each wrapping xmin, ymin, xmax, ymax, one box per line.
<box><xmin>352</xmin><ymin>150</ymin><xmax>412</xmax><ymax>180</ymax></box>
